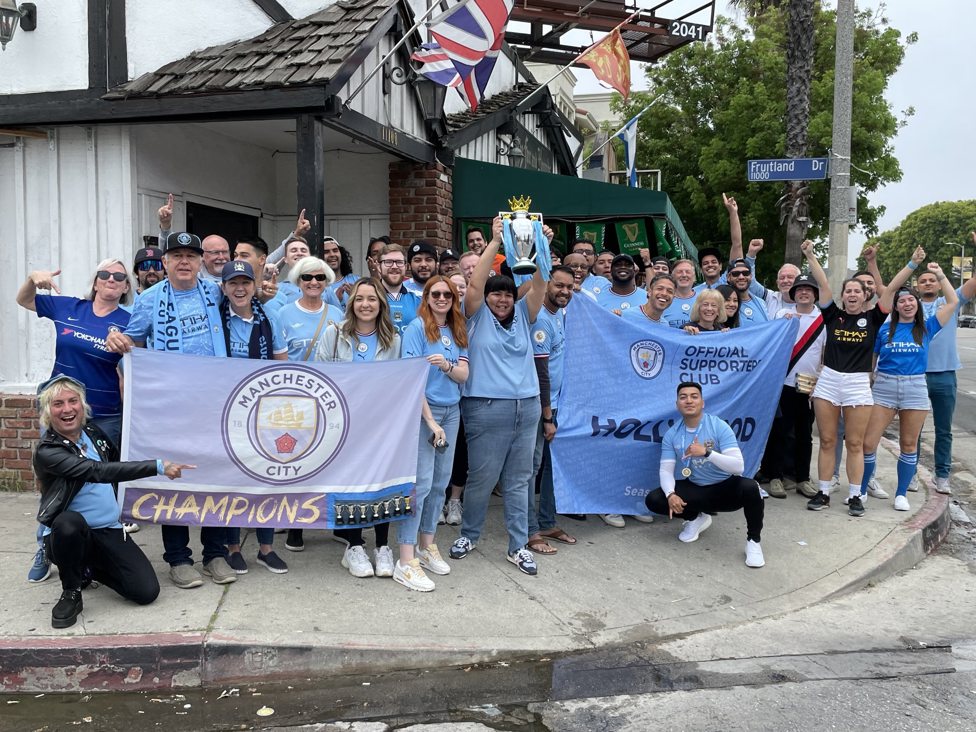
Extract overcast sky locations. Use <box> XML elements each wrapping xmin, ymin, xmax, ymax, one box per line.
<box><xmin>571</xmin><ymin>1</ymin><xmax>972</xmax><ymax>257</ymax></box>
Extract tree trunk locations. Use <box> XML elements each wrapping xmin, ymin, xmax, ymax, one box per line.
<box><xmin>782</xmin><ymin>0</ymin><xmax>815</xmax><ymax>265</ymax></box>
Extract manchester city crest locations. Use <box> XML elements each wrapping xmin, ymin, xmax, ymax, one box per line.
<box><xmin>630</xmin><ymin>339</ymin><xmax>665</xmax><ymax>379</ymax></box>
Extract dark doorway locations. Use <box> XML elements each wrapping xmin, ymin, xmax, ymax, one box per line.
<box><xmin>185</xmin><ymin>202</ymin><xmax>260</xmax><ymax>248</ymax></box>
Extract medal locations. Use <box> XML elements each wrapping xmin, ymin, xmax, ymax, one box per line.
<box><xmin>357</xmin><ymin>342</ymin><xmax>368</xmax><ymax>353</ymax></box>
<box><xmin>681</xmin><ymin>467</ymin><xmax>692</xmax><ymax>478</ymax></box>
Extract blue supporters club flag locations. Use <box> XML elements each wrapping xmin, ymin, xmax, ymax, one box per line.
<box><xmin>429</xmin><ymin>0</ymin><xmax>513</xmax><ymax>79</ymax></box>
<box><xmin>118</xmin><ymin>349</ymin><xmax>429</xmax><ymax>530</ymax></box>
<box><xmin>550</xmin><ymin>296</ymin><xmax>798</xmax><ymax>516</ymax></box>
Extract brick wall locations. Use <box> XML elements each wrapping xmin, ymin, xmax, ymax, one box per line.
<box><xmin>0</xmin><ymin>394</ymin><xmax>39</xmax><ymax>492</ymax></box>
<box><xmin>388</xmin><ymin>161</ymin><xmax>454</xmax><ymax>252</ymax></box>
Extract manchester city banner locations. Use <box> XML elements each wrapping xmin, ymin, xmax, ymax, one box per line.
<box><xmin>118</xmin><ymin>349</ymin><xmax>428</xmax><ymax>530</ymax></box>
<box><xmin>551</xmin><ymin>296</ymin><xmax>798</xmax><ymax>515</ymax></box>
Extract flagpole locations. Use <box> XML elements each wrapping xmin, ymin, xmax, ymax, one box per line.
<box><xmin>577</xmin><ymin>96</ymin><xmax>660</xmax><ymax>170</ymax></box>
<box><xmin>343</xmin><ymin>0</ymin><xmax>474</xmax><ymax>108</ymax></box>
<box><xmin>514</xmin><ymin>10</ymin><xmax>641</xmax><ymax>111</ymax></box>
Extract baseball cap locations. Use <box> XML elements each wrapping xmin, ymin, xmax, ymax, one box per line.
<box><xmin>439</xmin><ymin>248</ymin><xmax>460</xmax><ymax>263</ymax></box>
<box><xmin>221</xmin><ymin>260</ymin><xmax>255</xmax><ymax>282</ymax></box>
<box><xmin>611</xmin><ymin>253</ymin><xmax>636</xmax><ymax>267</ymax></box>
<box><xmin>164</xmin><ymin>232</ymin><xmax>203</xmax><ymax>254</ymax></box>
<box><xmin>408</xmin><ymin>240</ymin><xmax>438</xmax><ymax>261</ymax></box>
<box><xmin>134</xmin><ymin>246</ymin><xmax>164</xmax><ymax>265</ymax></box>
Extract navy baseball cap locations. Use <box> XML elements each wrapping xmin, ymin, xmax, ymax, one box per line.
<box><xmin>221</xmin><ymin>260</ymin><xmax>255</xmax><ymax>282</ymax></box>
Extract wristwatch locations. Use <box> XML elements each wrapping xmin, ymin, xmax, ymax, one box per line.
<box><xmin>703</xmin><ymin>447</ymin><xmax>712</xmax><ymax>458</ymax></box>
<box><xmin>542</xmin><ymin>416</ymin><xmax>555</xmax><ymax>424</ymax></box>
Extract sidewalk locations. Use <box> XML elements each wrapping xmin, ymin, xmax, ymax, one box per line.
<box><xmin>0</xmin><ymin>437</ymin><xmax>950</xmax><ymax>693</ymax></box>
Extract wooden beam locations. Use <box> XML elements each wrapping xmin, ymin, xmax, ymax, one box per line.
<box><xmin>88</xmin><ymin>0</ymin><xmax>107</xmax><ymax>89</ymax></box>
<box><xmin>0</xmin><ymin>128</ymin><xmax>49</xmax><ymax>139</ymax></box>
<box><xmin>511</xmin><ymin>8</ymin><xmax>670</xmax><ymax>36</ymax></box>
<box><xmin>296</xmin><ymin>114</ymin><xmax>325</xmax><ymax>258</ymax></box>
<box><xmin>323</xmin><ymin>105</ymin><xmax>435</xmax><ymax>163</ymax></box>
<box><xmin>106</xmin><ymin>0</ymin><xmax>128</xmax><ymax>88</ymax></box>
<box><xmin>251</xmin><ymin>0</ymin><xmax>292</xmax><ymax>23</ymax></box>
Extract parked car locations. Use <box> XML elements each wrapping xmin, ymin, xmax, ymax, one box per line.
<box><xmin>958</xmin><ymin>314</ymin><xmax>976</xmax><ymax>328</ymax></box>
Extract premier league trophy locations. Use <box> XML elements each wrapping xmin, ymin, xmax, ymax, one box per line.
<box><xmin>500</xmin><ymin>195</ymin><xmax>547</xmax><ymax>277</ymax></box>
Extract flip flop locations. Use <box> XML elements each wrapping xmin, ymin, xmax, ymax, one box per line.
<box><xmin>539</xmin><ymin>527</ymin><xmax>577</xmax><ymax>545</ymax></box>
<box><xmin>527</xmin><ymin>537</ymin><xmax>557</xmax><ymax>555</ymax></box>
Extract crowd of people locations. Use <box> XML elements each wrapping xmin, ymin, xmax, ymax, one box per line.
<box><xmin>21</xmin><ymin>192</ymin><xmax>975</xmax><ymax>630</ymax></box>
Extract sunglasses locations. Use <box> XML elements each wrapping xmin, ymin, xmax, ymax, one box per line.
<box><xmin>300</xmin><ymin>274</ymin><xmax>329</xmax><ymax>282</ymax></box>
<box><xmin>137</xmin><ymin>260</ymin><xmax>163</xmax><ymax>272</ymax></box>
<box><xmin>729</xmin><ymin>270</ymin><xmax>751</xmax><ymax>278</ymax></box>
<box><xmin>97</xmin><ymin>271</ymin><xmax>128</xmax><ymax>282</ymax></box>
<box><xmin>429</xmin><ymin>291</ymin><xmax>454</xmax><ymax>300</ymax></box>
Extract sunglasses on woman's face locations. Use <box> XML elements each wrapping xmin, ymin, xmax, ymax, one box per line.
<box><xmin>136</xmin><ymin>260</ymin><xmax>163</xmax><ymax>272</ymax></box>
<box><xmin>429</xmin><ymin>291</ymin><xmax>454</xmax><ymax>300</ymax></box>
<box><xmin>97</xmin><ymin>271</ymin><xmax>128</xmax><ymax>282</ymax></box>
<box><xmin>300</xmin><ymin>274</ymin><xmax>329</xmax><ymax>282</ymax></box>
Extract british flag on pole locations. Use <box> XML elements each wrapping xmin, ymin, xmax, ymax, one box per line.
<box><xmin>428</xmin><ymin>0</ymin><xmax>514</xmax><ymax>80</ymax></box>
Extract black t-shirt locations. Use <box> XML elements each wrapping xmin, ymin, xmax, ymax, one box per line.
<box><xmin>820</xmin><ymin>302</ymin><xmax>887</xmax><ymax>373</ymax></box>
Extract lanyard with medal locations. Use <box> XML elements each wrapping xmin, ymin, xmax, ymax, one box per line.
<box><xmin>681</xmin><ymin>424</ymin><xmax>703</xmax><ymax>478</ymax></box>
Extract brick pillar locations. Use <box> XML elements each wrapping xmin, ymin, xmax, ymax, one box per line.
<box><xmin>0</xmin><ymin>394</ymin><xmax>39</xmax><ymax>492</ymax></box>
<box><xmin>389</xmin><ymin>161</ymin><xmax>453</xmax><ymax>252</ymax></box>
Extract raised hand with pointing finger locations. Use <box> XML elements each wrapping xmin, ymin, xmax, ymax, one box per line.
<box><xmin>158</xmin><ymin>193</ymin><xmax>174</xmax><ymax>230</ymax></box>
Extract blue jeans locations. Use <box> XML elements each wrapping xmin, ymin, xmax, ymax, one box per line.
<box><xmin>162</xmin><ymin>525</ymin><xmax>228</xmax><ymax>566</ymax></box>
<box><xmin>528</xmin><ymin>414</ymin><xmax>557</xmax><ymax>536</ymax></box>
<box><xmin>459</xmin><ymin>396</ymin><xmax>541</xmax><ymax>555</ymax></box>
<box><xmin>925</xmin><ymin>371</ymin><xmax>957</xmax><ymax>478</ymax></box>
<box><xmin>399</xmin><ymin>404</ymin><xmax>461</xmax><ymax>545</ymax></box>
<box><xmin>226</xmin><ymin>527</ymin><xmax>275</xmax><ymax>547</ymax></box>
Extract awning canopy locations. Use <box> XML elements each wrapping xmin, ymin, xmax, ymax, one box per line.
<box><xmin>452</xmin><ymin>158</ymin><xmax>696</xmax><ymax>258</ymax></box>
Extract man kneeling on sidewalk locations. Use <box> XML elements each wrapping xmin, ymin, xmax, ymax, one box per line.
<box><xmin>645</xmin><ymin>381</ymin><xmax>766</xmax><ymax>568</ymax></box>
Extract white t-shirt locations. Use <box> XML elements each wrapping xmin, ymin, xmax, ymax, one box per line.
<box><xmin>775</xmin><ymin>307</ymin><xmax>825</xmax><ymax>386</ymax></box>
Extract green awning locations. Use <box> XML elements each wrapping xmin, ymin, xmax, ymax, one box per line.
<box><xmin>452</xmin><ymin>158</ymin><xmax>697</xmax><ymax>259</ymax></box>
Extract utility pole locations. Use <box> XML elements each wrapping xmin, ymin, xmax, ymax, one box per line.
<box><xmin>827</xmin><ymin>0</ymin><xmax>855</xmax><ymax>296</ymax></box>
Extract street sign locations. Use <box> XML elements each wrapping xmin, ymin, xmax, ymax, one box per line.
<box><xmin>747</xmin><ymin>157</ymin><xmax>829</xmax><ymax>182</ymax></box>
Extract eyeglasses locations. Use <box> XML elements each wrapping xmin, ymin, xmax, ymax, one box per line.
<box><xmin>380</xmin><ymin>259</ymin><xmax>405</xmax><ymax>268</ymax></box>
<box><xmin>573</xmin><ymin>249</ymin><xmax>594</xmax><ymax>256</ymax></box>
<box><xmin>429</xmin><ymin>291</ymin><xmax>454</xmax><ymax>300</ymax></box>
<box><xmin>729</xmin><ymin>270</ymin><xmax>751</xmax><ymax>278</ymax></box>
<box><xmin>137</xmin><ymin>260</ymin><xmax>163</xmax><ymax>272</ymax></box>
<box><xmin>203</xmin><ymin>250</ymin><xmax>229</xmax><ymax>257</ymax></box>
<box><xmin>300</xmin><ymin>274</ymin><xmax>329</xmax><ymax>282</ymax></box>
<box><xmin>97</xmin><ymin>271</ymin><xmax>128</xmax><ymax>282</ymax></box>
<box><xmin>567</xmin><ymin>263</ymin><xmax>588</xmax><ymax>270</ymax></box>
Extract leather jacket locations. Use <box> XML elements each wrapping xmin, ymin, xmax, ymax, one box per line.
<box><xmin>33</xmin><ymin>423</ymin><xmax>157</xmax><ymax>527</ymax></box>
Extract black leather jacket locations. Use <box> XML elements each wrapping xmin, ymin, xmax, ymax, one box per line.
<box><xmin>33</xmin><ymin>423</ymin><xmax>157</xmax><ymax>527</ymax></box>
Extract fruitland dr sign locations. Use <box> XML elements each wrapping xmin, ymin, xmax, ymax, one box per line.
<box><xmin>747</xmin><ymin>157</ymin><xmax>829</xmax><ymax>182</ymax></box>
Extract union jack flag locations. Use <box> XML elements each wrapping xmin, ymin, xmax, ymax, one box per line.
<box><xmin>429</xmin><ymin>0</ymin><xmax>513</xmax><ymax>80</ymax></box>
<box><xmin>411</xmin><ymin>32</ymin><xmax>503</xmax><ymax>112</ymax></box>
<box><xmin>411</xmin><ymin>43</ymin><xmax>463</xmax><ymax>89</ymax></box>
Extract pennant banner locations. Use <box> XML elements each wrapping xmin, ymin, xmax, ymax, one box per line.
<box><xmin>119</xmin><ymin>349</ymin><xmax>428</xmax><ymax>530</ymax></box>
<box><xmin>575</xmin><ymin>223</ymin><xmax>605</xmax><ymax>251</ymax></box>
<box><xmin>615</xmin><ymin>219</ymin><xmax>650</xmax><ymax>257</ymax></box>
<box><xmin>550</xmin><ymin>296</ymin><xmax>797</xmax><ymax>515</ymax></box>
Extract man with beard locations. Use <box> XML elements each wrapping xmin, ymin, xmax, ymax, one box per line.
<box><xmin>595</xmin><ymin>254</ymin><xmax>645</xmax><ymax>312</ymax></box>
<box><xmin>439</xmin><ymin>249</ymin><xmax>461</xmax><ymax>277</ymax></box>
<box><xmin>662</xmin><ymin>259</ymin><xmax>699</xmax><ymax>327</ymax></box>
<box><xmin>133</xmin><ymin>246</ymin><xmax>166</xmax><ymax>294</ymax></box>
<box><xmin>377</xmin><ymin>243</ymin><xmax>421</xmax><ymax>335</ymax></box>
<box><xmin>726</xmin><ymin>258</ymin><xmax>768</xmax><ymax>326</ymax></box>
<box><xmin>526</xmin><ymin>266</ymin><xmax>576</xmax><ymax>556</ymax></box>
<box><xmin>405</xmin><ymin>240</ymin><xmax>438</xmax><ymax>294</ymax></box>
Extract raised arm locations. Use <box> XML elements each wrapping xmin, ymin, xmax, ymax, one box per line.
<box><xmin>928</xmin><ymin>263</ymin><xmax>958</xmax><ymax>325</ymax></box>
<box><xmin>800</xmin><ymin>240</ymin><xmax>831</xmax><ymax>305</ymax></box>
<box><xmin>880</xmin><ymin>246</ymin><xmax>924</xmax><ymax>313</ymax></box>
<box><xmin>523</xmin><ymin>224</ymin><xmax>554</xmax><ymax>323</ymax></box>
<box><xmin>463</xmin><ymin>216</ymin><xmax>502</xmax><ymax>317</ymax></box>
<box><xmin>724</xmin><ymin>193</ymin><xmax>743</xmax><ymax>261</ymax></box>
<box><xmin>861</xmin><ymin>244</ymin><xmax>887</xmax><ymax>300</ymax></box>
<box><xmin>16</xmin><ymin>270</ymin><xmax>61</xmax><ymax>311</ymax></box>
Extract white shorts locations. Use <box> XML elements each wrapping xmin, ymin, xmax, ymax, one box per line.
<box><xmin>811</xmin><ymin>366</ymin><xmax>873</xmax><ymax>408</ymax></box>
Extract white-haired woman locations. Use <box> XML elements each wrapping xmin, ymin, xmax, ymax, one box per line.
<box><xmin>16</xmin><ymin>258</ymin><xmax>134</xmax><ymax>583</ymax></box>
<box><xmin>33</xmin><ymin>375</ymin><xmax>191</xmax><ymax>629</ymax></box>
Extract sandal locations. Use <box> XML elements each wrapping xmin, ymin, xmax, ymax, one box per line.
<box><xmin>527</xmin><ymin>536</ymin><xmax>557</xmax><ymax>555</ymax></box>
<box><xmin>539</xmin><ymin>527</ymin><xmax>577</xmax><ymax>545</ymax></box>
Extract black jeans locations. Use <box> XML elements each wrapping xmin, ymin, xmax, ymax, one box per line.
<box><xmin>334</xmin><ymin>523</ymin><xmax>389</xmax><ymax>548</ymax></box>
<box><xmin>45</xmin><ymin>511</ymin><xmax>159</xmax><ymax>604</ymax></box>
<box><xmin>764</xmin><ymin>385</ymin><xmax>815</xmax><ymax>483</ymax></box>
<box><xmin>645</xmin><ymin>476</ymin><xmax>764</xmax><ymax>542</ymax></box>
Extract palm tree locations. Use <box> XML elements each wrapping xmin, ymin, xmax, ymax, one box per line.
<box><xmin>729</xmin><ymin>0</ymin><xmax>816</xmax><ymax>265</ymax></box>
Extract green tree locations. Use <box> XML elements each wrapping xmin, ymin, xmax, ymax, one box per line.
<box><xmin>865</xmin><ymin>200</ymin><xmax>976</xmax><ymax>284</ymax></box>
<box><xmin>613</xmin><ymin>5</ymin><xmax>910</xmax><ymax>284</ymax></box>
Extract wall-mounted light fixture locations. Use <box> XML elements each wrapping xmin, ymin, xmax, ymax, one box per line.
<box><xmin>0</xmin><ymin>1</ymin><xmax>36</xmax><ymax>51</ymax></box>
<box><xmin>496</xmin><ymin>134</ymin><xmax>525</xmax><ymax>169</ymax></box>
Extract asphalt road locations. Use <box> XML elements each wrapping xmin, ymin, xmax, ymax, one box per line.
<box><xmin>953</xmin><ymin>326</ymin><xmax>976</xmax><ymax>436</ymax></box>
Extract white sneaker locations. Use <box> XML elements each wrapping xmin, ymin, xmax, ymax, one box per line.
<box><xmin>907</xmin><ymin>475</ymin><xmax>920</xmax><ymax>492</ymax></box>
<box><xmin>678</xmin><ymin>513</ymin><xmax>712</xmax><ymax>543</ymax></box>
<box><xmin>393</xmin><ymin>559</ymin><xmax>435</xmax><ymax>592</ymax></box>
<box><xmin>374</xmin><ymin>546</ymin><xmax>395</xmax><ymax>577</ymax></box>
<box><xmin>745</xmin><ymin>540</ymin><xmax>765</xmax><ymax>568</ymax></box>
<box><xmin>417</xmin><ymin>544</ymin><xmax>451</xmax><ymax>575</ymax></box>
<box><xmin>830</xmin><ymin>475</ymin><xmax>840</xmax><ymax>491</ymax></box>
<box><xmin>122</xmin><ymin>522</ymin><xmax>140</xmax><ymax>534</ymax></box>
<box><xmin>893</xmin><ymin>495</ymin><xmax>911</xmax><ymax>511</ymax></box>
<box><xmin>341</xmin><ymin>545</ymin><xmax>374</xmax><ymax>578</ymax></box>
<box><xmin>445</xmin><ymin>499</ymin><xmax>463</xmax><ymax>526</ymax></box>
<box><xmin>438</xmin><ymin>508</ymin><xmax>446</xmax><ymax>525</ymax></box>
<box><xmin>934</xmin><ymin>477</ymin><xmax>952</xmax><ymax>495</ymax></box>
<box><xmin>630</xmin><ymin>514</ymin><xmax>654</xmax><ymax>523</ymax></box>
<box><xmin>600</xmin><ymin>514</ymin><xmax>626</xmax><ymax>528</ymax></box>
<box><xmin>867</xmin><ymin>478</ymin><xmax>889</xmax><ymax>499</ymax></box>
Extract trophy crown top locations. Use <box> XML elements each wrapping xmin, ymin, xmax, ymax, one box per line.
<box><xmin>508</xmin><ymin>195</ymin><xmax>532</xmax><ymax>211</ymax></box>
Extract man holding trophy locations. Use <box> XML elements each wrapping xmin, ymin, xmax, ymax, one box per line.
<box><xmin>449</xmin><ymin>196</ymin><xmax>554</xmax><ymax>576</ymax></box>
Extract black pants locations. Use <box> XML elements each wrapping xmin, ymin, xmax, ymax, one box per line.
<box><xmin>645</xmin><ymin>476</ymin><xmax>764</xmax><ymax>542</ymax></box>
<box><xmin>764</xmin><ymin>385</ymin><xmax>815</xmax><ymax>483</ymax></box>
<box><xmin>334</xmin><ymin>523</ymin><xmax>389</xmax><ymax>548</ymax></box>
<box><xmin>450</xmin><ymin>417</ymin><xmax>468</xmax><ymax>488</ymax></box>
<box><xmin>44</xmin><ymin>511</ymin><xmax>159</xmax><ymax>605</ymax></box>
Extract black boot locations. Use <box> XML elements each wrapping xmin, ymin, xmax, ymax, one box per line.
<box><xmin>52</xmin><ymin>589</ymin><xmax>83</xmax><ymax>629</ymax></box>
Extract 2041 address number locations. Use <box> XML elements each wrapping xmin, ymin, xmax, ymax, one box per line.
<box><xmin>668</xmin><ymin>20</ymin><xmax>709</xmax><ymax>41</ymax></box>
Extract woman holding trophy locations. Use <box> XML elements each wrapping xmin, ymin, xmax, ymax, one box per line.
<box><xmin>448</xmin><ymin>198</ymin><xmax>554</xmax><ymax>576</ymax></box>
